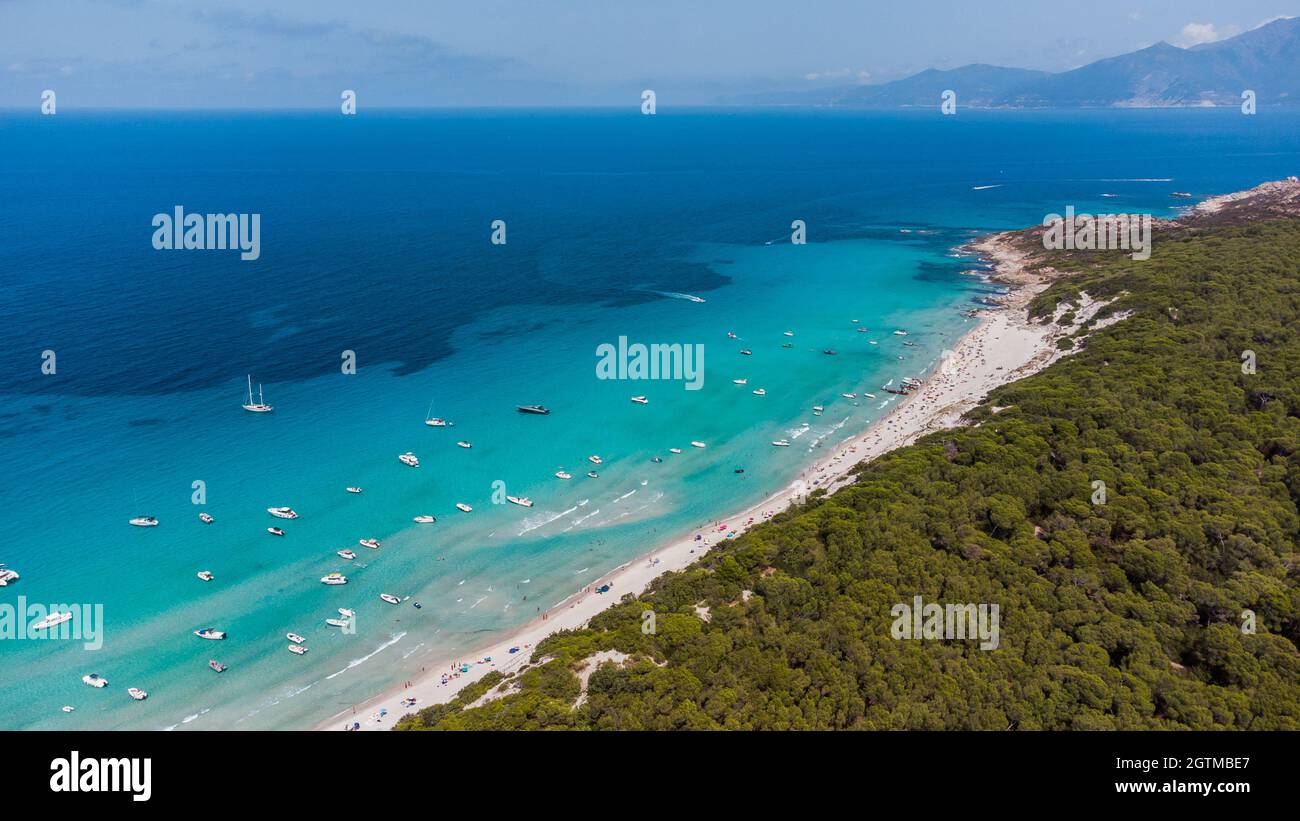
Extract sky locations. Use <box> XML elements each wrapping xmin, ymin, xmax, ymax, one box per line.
<box><xmin>1</xmin><ymin>0</ymin><xmax>1297</xmax><ymax>107</ymax></box>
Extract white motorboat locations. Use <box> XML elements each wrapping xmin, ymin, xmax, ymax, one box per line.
<box><xmin>630</xmin><ymin>396</ymin><xmax>649</xmax><ymax>404</ymax></box>
<box><xmin>456</xmin><ymin>441</ymin><xmax>472</xmax><ymax>449</ymax></box>
<box><xmin>267</xmin><ymin>527</ymin><xmax>285</xmax><ymax>537</ymax></box>
<box><xmin>507</xmin><ymin>496</ymin><xmax>534</xmax><ymax>508</ymax></box>
<box><xmin>783</xmin><ymin>331</ymin><xmax>794</xmax><ymax>337</ymax></box>
<box><xmin>772</xmin><ymin>440</ymin><xmax>790</xmax><ymax>447</ymax></box>
<box><xmin>690</xmin><ymin>441</ymin><xmax>706</xmax><ymax>449</ymax></box>
<box><xmin>555</xmin><ymin>471</ymin><xmax>572</xmax><ymax>480</ymax></box>
<box><xmin>413</xmin><ymin>515</ymin><xmax>436</xmax><ymax>524</ymax></box>
<box><xmin>209</xmin><ymin>660</ymin><xmax>227</xmax><ymax>673</ymax></box>
<box><xmin>62</xmin><ymin>706</ymin><xmax>75</xmax><ymax>713</ymax></box>
<box><xmin>32</xmin><ymin>612</ymin><xmax>73</xmax><ymax>631</ymax></box>
<box><xmin>267</xmin><ymin>507</ymin><xmax>298</xmax><ymax>519</ymax></box>
<box><xmin>242</xmin><ymin>375</ymin><xmax>274</xmax><ymax>413</ymax></box>
<box><xmin>669</xmin><ymin>447</ymin><xmax>682</xmax><ymax>454</ymax></box>
<box><xmin>863</xmin><ymin>393</ymin><xmax>876</xmax><ymax>399</ymax></box>
<box><xmin>753</xmin><ymin>388</ymin><xmax>766</xmax><ymax>396</ymax></box>
<box><xmin>82</xmin><ymin>674</ymin><xmax>108</xmax><ymax>688</ymax></box>
<box><xmin>196</xmin><ymin>570</ymin><xmax>214</xmax><ymax>582</ymax></box>
<box><xmin>812</xmin><ymin>405</ymin><xmax>824</xmax><ymax>413</ymax></box>
<box><xmin>893</xmin><ymin>330</ymin><xmax>909</xmax><ymax>336</ymax></box>
<box><xmin>733</xmin><ymin>378</ymin><xmax>748</xmax><ymax>385</ymax></box>
<box><xmin>379</xmin><ymin>593</ymin><xmax>400</xmax><ymax>605</ymax></box>
<box><xmin>346</xmin><ymin>487</ymin><xmax>362</xmax><ymax>494</ymax></box>
<box><xmin>359</xmin><ymin>538</ymin><xmax>380</xmax><ymax>550</ymax></box>
<box><xmin>587</xmin><ymin>471</ymin><xmax>599</xmax><ymax>479</ymax></box>
<box><xmin>325</xmin><ymin>618</ymin><xmax>350</xmax><ymax>628</ymax></box>
<box><xmin>398</xmin><ymin>452</ymin><xmax>420</xmax><ymax>467</ymax></box>
<box><xmin>588</xmin><ymin>455</ymin><xmax>603</xmax><ymax>465</ymax></box>
<box><xmin>194</xmin><ymin>628</ymin><xmax>226</xmax><ymax>640</ymax></box>
<box><xmin>456</xmin><ymin>503</ymin><xmax>472</xmax><ymax>513</ymax></box>
<box><xmin>127</xmin><ymin>687</ymin><xmax>148</xmax><ymax>701</ymax></box>
<box><xmin>842</xmin><ymin>393</ymin><xmax>856</xmax><ymax>399</ymax></box>
<box><xmin>0</xmin><ymin>566</ymin><xmax>19</xmax><ymax>587</ymax></box>
<box><xmin>286</xmin><ymin>632</ymin><xmax>306</xmax><ymax>644</ymax></box>
<box><xmin>338</xmin><ymin>608</ymin><xmax>355</xmax><ymax>618</ymax></box>
<box><xmin>128</xmin><ymin>516</ymin><xmax>158</xmax><ymax>527</ymax></box>
<box><xmin>337</xmin><ymin>549</ymin><xmax>357</xmax><ymax>560</ymax></box>
<box><xmin>288</xmin><ymin>644</ymin><xmax>308</xmax><ymax>655</ymax></box>
<box><xmin>425</xmin><ymin>418</ymin><xmax>449</xmax><ymax>427</ymax></box>
<box><xmin>198</xmin><ymin>512</ymin><xmax>214</xmax><ymax>524</ymax></box>
<box><xmin>320</xmin><ymin>572</ymin><xmax>348</xmax><ymax>585</ymax></box>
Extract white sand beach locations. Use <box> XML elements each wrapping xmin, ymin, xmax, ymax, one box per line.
<box><xmin>317</xmin><ymin>232</ymin><xmax>1082</xmax><ymax>731</ymax></box>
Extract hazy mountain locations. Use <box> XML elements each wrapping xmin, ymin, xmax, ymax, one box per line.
<box><xmin>719</xmin><ymin>17</ymin><xmax>1299</xmax><ymax>108</ymax></box>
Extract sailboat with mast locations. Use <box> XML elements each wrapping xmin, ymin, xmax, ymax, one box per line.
<box><xmin>242</xmin><ymin>375</ymin><xmax>274</xmax><ymax>413</ymax></box>
<box><xmin>424</xmin><ymin>399</ymin><xmax>450</xmax><ymax>427</ymax></box>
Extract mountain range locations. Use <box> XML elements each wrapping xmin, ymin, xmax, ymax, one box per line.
<box><xmin>720</xmin><ymin>16</ymin><xmax>1300</xmax><ymax>108</ymax></box>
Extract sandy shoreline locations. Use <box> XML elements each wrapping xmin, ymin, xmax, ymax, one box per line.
<box><xmin>316</xmin><ymin>232</ymin><xmax>1074</xmax><ymax>731</ymax></box>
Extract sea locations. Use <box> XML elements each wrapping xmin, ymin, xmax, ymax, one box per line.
<box><xmin>1</xmin><ymin>107</ymin><xmax>1297</xmax><ymax>729</ymax></box>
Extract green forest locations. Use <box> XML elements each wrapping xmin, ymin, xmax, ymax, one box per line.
<box><xmin>397</xmin><ymin>218</ymin><xmax>1300</xmax><ymax>730</ymax></box>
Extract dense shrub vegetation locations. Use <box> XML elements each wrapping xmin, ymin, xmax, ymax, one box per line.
<box><xmin>397</xmin><ymin>220</ymin><xmax>1300</xmax><ymax>730</ymax></box>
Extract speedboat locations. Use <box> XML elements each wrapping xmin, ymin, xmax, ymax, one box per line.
<box><xmin>893</xmin><ymin>330</ymin><xmax>909</xmax><ymax>336</ymax></box>
<box><xmin>869</xmin><ymin>340</ymin><xmax>878</xmax><ymax>345</ymax></box>
<box><xmin>194</xmin><ymin>628</ymin><xmax>226</xmax><ymax>640</ymax></box>
<box><xmin>359</xmin><ymin>538</ymin><xmax>380</xmax><ymax>550</ymax></box>
<box><xmin>198</xmin><ymin>512</ymin><xmax>214</xmax><ymax>524</ymax></box>
<box><xmin>812</xmin><ymin>405</ymin><xmax>824</xmax><ymax>413</ymax></box>
<box><xmin>209</xmin><ymin>660</ymin><xmax>227</xmax><ymax>673</ymax></box>
<box><xmin>842</xmin><ymin>393</ymin><xmax>856</xmax><ymax>399</ymax></box>
<box><xmin>267</xmin><ymin>507</ymin><xmax>298</xmax><ymax>519</ymax></box>
<box><xmin>380</xmin><ymin>593</ymin><xmax>400</xmax><ymax>605</ymax></box>
<box><xmin>740</xmin><ymin>349</ymin><xmax>752</xmax><ymax>356</ymax></box>
<box><xmin>286</xmin><ymin>632</ymin><xmax>306</xmax><ymax>644</ymax></box>
<box><xmin>630</xmin><ymin>396</ymin><xmax>648</xmax><ymax>404</ymax></box>
<box><xmin>129</xmin><ymin>516</ymin><xmax>158</xmax><ymax>527</ymax></box>
<box><xmin>772</xmin><ymin>440</ymin><xmax>790</xmax><ymax>447</ymax></box>
<box><xmin>507</xmin><ymin>496</ymin><xmax>534</xmax><ymax>508</ymax></box>
<box><xmin>857</xmin><ymin>326</ymin><xmax>868</xmax><ymax>332</ymax></box>
<box><xmin>863</xmin><ymin>393</ymin><xmax>877</xmax><ymax>399</ymax></box>
<box><xmin>267</xmin><ymin>527</ymin><xmax>285</xmax><ymax>537</ymax></box>
<box><xmin>346</xmin><ymin>487</ymin><xmax>362</xmax><ymax>494</ymax></box>
<box><xmin>456</xmin><ymin>441</ymin><xmax>472</xmax><ymax>449</ymax></box>
<box><xmin>62</xmin><ymin>706</ymin><xmax>75</xmax><ymax>713</ymax></box>
<box><xmin>398</xmin><ymin>452</ymin><xmax>420</xmax><ymax>467</ymax></box>
<box><xmin>32</xmin><ymin>612</ymin><xmax>73</xmax><ymax>631</ymax></box>
<box><xmin>727</xmin><ymin>331</ymin><xmax>738</xmax><ymax>339</ymax></box>
<box><xmin>753</xmin><ymin>388</ymin><xmax>766</xmax><ymax>396</ymax></box>
<box><xmin>242</xmin><ymin>375</ymin><xmax>274</xmax><ymax>413</ymax></box>
<box><xmin>456</xmin><ymin>503</ymin><xmax>473</xmax><ymax>513</ymax></box>
<box><xmin>587</xmin><ymin>471</ymin><xmax>599</xmax><ymax>479</ymax></box>
<box><xmin>650</xmin><ymin>456</ymin><xmax>663</xmax><ymax>463</ymax></box>
<box><xmin>555</xmin><ymin>471</ymin><xmax>572</xmax><ymax>480</ymax></box>
<box><xmin>196</xmin><ymin>570</ymin><xmax>214</xmax><ymax>582</ymax></box>
<box><xmin>0</xmin><ymin>566</ymin><xmax>19</xmax><ymax>587</ymax></box>
<box><xmin>691</xmin><ymin>441</ymin><xmax>706</xmax><ymax>449</ymax></box>
<box><xmin>517</xmin><ymin>405</ymin><xmax>550</xmax><ymax>415</ymax></box>
<box><xmin>288</xmin><ymin>644</ymin><xmax>308</xmax><ymax>655</ymax></box>
<box><xmin>783</xmin><ymin>331</ymin><xmax>794</xmax><ymax>337</ymax></box>
<box><xmin>588</xmin><ymin>455</ymin><xmax>603</xmax><ymax>465</ymax></box>
<box><xmin>338</xmin><ymin>608</ymin><xmax>355</xmax><ymax>618</ymax></box>
<box><xmin>320</xmin><ymin>572</ymin><xmax>348</xmax><ymax>585</ymax></box>
<box><xmin>669</xmin><ymin>447</ymin><xmax>682</xmax><ymax>454</ymax></box>
<box><xmin>822</xmin><ymin>349</ymin><xmax>837</xmax><ymax>356</ymax></box>
<box><xmin>325</xmin><ymin>618</ymin><xmax>350</xmax><ymax>628</ymax></box>
<box><xmin>733</xmin><ymin>378</ymin><xmax>748</xmax><ymax>385</ymax></box>
<box><xmin>413</xmin><ymin>515</ymin><xmax>436</xmax><ymax>523</ymax></box>
<box><xmin>127</xmin><ymin>688</ymin><xmax>148</xmax><ymax>701</ymax></box>
<box><xmin>337</xmin><ymin>549</ymin><xmax>357</xmax><ymax>560</ymax></box>
<box><xmin>82</xmin><ymin>674</ymin><xmax>108</xmax><ymax>688</ymax></box>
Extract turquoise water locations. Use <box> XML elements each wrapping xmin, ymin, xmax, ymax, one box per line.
<box><xmin>1</xmin><ymin>109</ymin><xmax>1298</xmax><ymax>729</ymax></box>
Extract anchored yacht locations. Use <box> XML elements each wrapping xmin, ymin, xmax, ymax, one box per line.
<box><xmin>517</xmin><ymin>405</ymin><xmax>550</xmax><ymax>415</ymax></box>
<box><xmin>337</xmin><ymin>549</ymin><xmax>357</xmax><ymax>560</ymax></box>
<box><xmin>267</xmin><ymin>507</ymin><xmax>298</xmax><ymax>519</ymax></box>
<box><xmin>359</xmin><ymin>539</ymin><xmax>380</xmax><ymax>550</ymax></box>
<box><xmin>555</xmin><ymin>471</ymin><xmax>572</xmax><ymax>480</ymax></box>
<box><xmin>0</xmin><ymin>566</ymin><xmax>18</xmax><ymax>587</ymax></box>
<box><xmin>242</xmin><ymin>375</ymin><xmax>274</xmax><ymax>413</ymax></box>
<box><xmin>398</xmin><ymin>452</ymin><xmax>420</xmax><ymax>467</ymax></box>
<box><xmin>320</xmin><ymin>572</ymin><xmax>348</xmax><ymax>585</ymax></box>
<box><xmin>32</xmin><ymin>612</ymin><xmax>73</xmax><ymax>631</ymax></box>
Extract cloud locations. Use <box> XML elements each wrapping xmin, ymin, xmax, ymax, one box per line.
<box><xmin>1175</xmin><ymin>22</ymin><xmax>1239</xmax><ymax>46</ymax></box>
